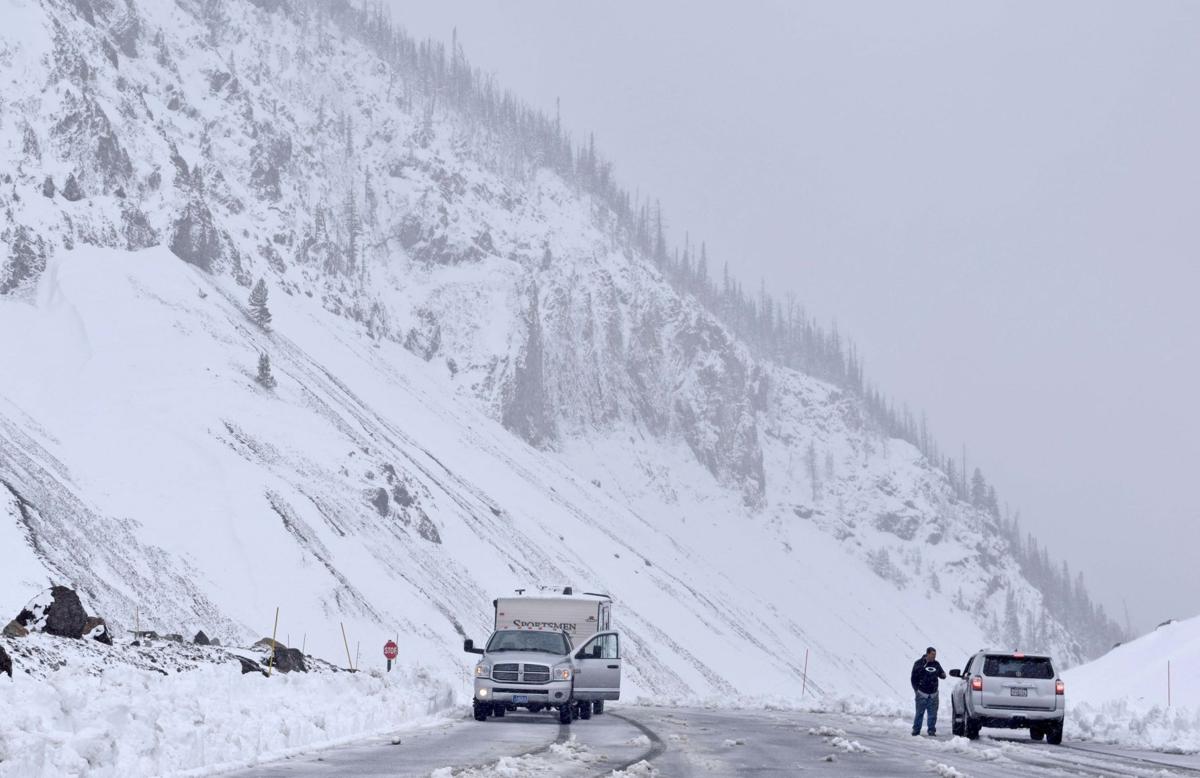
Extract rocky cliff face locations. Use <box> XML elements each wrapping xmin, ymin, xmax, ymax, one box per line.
<box><xmin>0</xmin><ymin>0</ymin><xmax>1098</xmax><ymax>680</ymax></box>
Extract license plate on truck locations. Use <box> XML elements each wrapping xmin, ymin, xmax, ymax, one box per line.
<box><xmin>1010</xmin><ymin>688</ymin><xmax>1028</xmax><ymax>697</ymax></box>
<box><xmin>513</xmin><ymin>695</ymin><xmax>529</xmax><ymax>704</ymax></box>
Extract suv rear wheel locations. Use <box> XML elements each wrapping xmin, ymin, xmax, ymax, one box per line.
<box><xmin>965</xmin><ymin>716</ymin><xmax>981</xmax><ymax>740</ymax></box>
<box><xmin>1046</xmin><ymin>722</ymin><xmax>1063</xmax><ymax>745</ymax></box>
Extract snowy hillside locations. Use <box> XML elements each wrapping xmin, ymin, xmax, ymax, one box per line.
<box><xmin>0</xmin><ymin>0</ymin><xmax>1107</xmax><ymax>708</ymax></box>
<box><xmin>1064</xmin><ymin>616</ymin><xmax>1200</xmax><ymax>752</ymax></box>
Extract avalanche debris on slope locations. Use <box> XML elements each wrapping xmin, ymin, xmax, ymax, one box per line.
<box><xmin>0</xmin><ymin>0</ymin><xmax>1094</xmax><ymax>714</ymax></box>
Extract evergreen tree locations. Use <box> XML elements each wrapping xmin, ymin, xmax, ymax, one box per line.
<box><xmin>970</xmin><ymin>467</ymin><xmax>988</xmax><ymax>508</ymax></box>
<box><xmin>256</xmin><ymin>352</ymin><xmax>277</xmax><ymax>389</ymax></box>
<box><xmin>1003</xmin><ymin>588</ymin><xmax>1022</xmax><ymax>648</ymax></box>
<box><xmin>249</xmin><ymin>277</ymin><xmax>272</xmax><ymax>328</ymax></box>
<box><xmin>62</xmin><ymin>173</ymin><xmax>83</xmax><ymax>202</ymax></box>
<box><xmin>805</xmin><ymin>441</ymin><xmax>820</xmax><ymax>501</ymax></box>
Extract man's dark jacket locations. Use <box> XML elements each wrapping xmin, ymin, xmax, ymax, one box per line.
<box><xmin>911</xmin><ymin>657</ymin><xmax>946</xmax><ymax>694</ymax></box>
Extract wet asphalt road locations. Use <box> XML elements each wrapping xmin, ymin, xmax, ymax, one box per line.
<box><xmin>226</xmin><ymin>705</ymin><xmax>1200</xmax><ymax>777</ymax></box>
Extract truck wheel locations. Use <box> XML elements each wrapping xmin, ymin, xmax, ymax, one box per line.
<box><xmin>492</xmin><ymin>705</ymin><xmax>506</xmax><ymax>718</ymax></box>
<box><xmin>965</xmin><ymin>717</ymin><xmax>981</xmax><ymax>740</ymax></box>
<box><xmin>593</xmin><ymin>701</ymin><xmax>605</xmax><ymax>715</ymax></box>
<box><xmin>473</xmin><ymin>702</ymin><xmax>489</xmax><ymax>721</ymax></box>
<box><xmin>1029</xmin><ymin>726</ymin><xmax>1044</xmax><ymax>741</ymax></box>
<box><xmin>558</xmin><ymin>704</ymin><xmax>572</xmax><ymax>725</ymax></box>
<box><xmin>951</xmin><ymin>714</ymin><xmax>964</xmax><ymax>737</ymax></box>
<box><xmin>571</xmin><ymin>703</ymin><xmax>580</xmax><ymax>720</ymax></box>
<box><xmin>1046</xmin><ymin>723</ymin><xmax>1063</xmax><ymax>745</ymax></box>
<box><xmin>578</xmin><ymin>701</ymin><xmax>592</xmax><ymax>720</ymax></box>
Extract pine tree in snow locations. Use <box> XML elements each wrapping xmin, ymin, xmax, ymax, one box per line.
<box><xmin>970</xmin><ymin>467</ymin><xmax>988</xmax><ymax>508</ymax></box>
<box><xmin>805</xmin><ymin>441</ymin><xmax>820</xmax><ymax>501</ymax></box>
<box><xmin>256</xmin><ymin>352</ymin><xmax>277</xmax><ymax>389</ymax></box>
<box><xmin>1003</xmin><ymin>588</ymin><xmax>1023</xmax><ymax>649</ymax></box>
<box><xmin>249</xmin><ymin>277</ymin><xmax>272</xmax><ymax>328</ymax></box>
<box><xmin>62</xmin><ymin>173</ymin><xmax>83</xmax><ymax>202</ymax></box>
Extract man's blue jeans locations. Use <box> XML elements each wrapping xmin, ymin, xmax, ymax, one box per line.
<box><xmin>913</xmin><ymin>691</ymin><xmax>938</xmax><ymax>734</ymax></box>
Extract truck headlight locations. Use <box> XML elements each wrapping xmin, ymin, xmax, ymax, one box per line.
<box><xmin>475</xmin><ymin>663</ymin><xmax>490</xmax><ymax>678</ymax></box>
<box><xmin>554</xmin><ymin>664</ymin><xmax>572</xmax><ymax>681</ymax></box>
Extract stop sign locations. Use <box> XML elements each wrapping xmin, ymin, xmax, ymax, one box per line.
<box><xmin>383</xmin><ymin>640</ymin><xmax>398</xmax><ymax>660</ymax></box>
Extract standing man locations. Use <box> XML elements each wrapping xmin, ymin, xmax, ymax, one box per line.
<box><xmin>911</xmin><ymin>646</ymin><xmax>947</xmax><ymax>736</ymax></box>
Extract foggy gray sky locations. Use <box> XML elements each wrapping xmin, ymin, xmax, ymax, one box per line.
<box><xmin>391</xmin><ymin>1</ymin><xmax>1200</xmax><ymax>633</ymax></box>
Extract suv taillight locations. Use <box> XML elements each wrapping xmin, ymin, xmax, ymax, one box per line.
<box><xmin>1055</xmin><ymin>680</ymin><xmax>1065</xmax><ymax>695</ymax></box>
<box><xmin>971</xmin><ymin>677</ymin><xmax>983</xmax><ymax>692</ymax></box>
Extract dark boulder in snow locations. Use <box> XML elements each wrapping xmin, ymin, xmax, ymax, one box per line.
<box><xmin>233</xmin><ymin>654</ymin><xmax>266</xmax><ymax>676</ymax></box>
<box><xmin>0</xmin><ymin>643</ymin><xmax>11</xmax><ymax>677</ymax></box>
<box><xmin>193</xmin><ymin>630</ymin><xmax>211</xmax><ymax>645</ymax></box>
<box><xmin>83</xmin><ymin>617</ymin><xmax>112</xmax><ymax>645</ymax></box>
<box><xmin>22</xmin><ymin>586</ymin><xmax>89</xmax><ymax>639</ymax></box>
<box><xmin>269</xmin><ymin>647</ymin><xmax>307</xmax><ymax>673</ymax></box>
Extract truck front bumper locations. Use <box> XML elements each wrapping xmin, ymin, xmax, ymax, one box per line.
<box><xmin>474</xmin><ymin>677</ymin><xmax>573</xmax><ymax>705</ymax></box>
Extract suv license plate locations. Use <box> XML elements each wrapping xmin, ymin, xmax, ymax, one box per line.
<box><xmin>1010</xmin><ymin>688</ymin><xmax>1028</xmax><ymax>697</ymax></box>
<box><xmin>513</xmin><ymin>695</ymin><xmax>529</xmax><ymax>704</ymax></box>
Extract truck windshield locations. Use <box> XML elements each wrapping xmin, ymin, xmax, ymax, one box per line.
<box><xmin>486</xmin><ymin>630</ymin><xmax>570</xmax><ymax>655</ymax></box>
<box><xmin>983</xmin><ymin>655</ymin><xmax>1055</xmax><ymax>679</ymax></box>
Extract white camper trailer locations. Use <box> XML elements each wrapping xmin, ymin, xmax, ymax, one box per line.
<box><xmin>493</xmin><ymin>587</ymin><xmax>612</xmax><ymax>645</ymax></box>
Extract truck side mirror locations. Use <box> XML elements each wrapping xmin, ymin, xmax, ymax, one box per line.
<box><xmin>464</xmin><ymin>639</ymin><xmax>484</xmax><ymax>655</ymax></box>
<box><xmin>948</xmin><ymin>669</ymin><xmax>962</xmax><ymax>678</ymax></box>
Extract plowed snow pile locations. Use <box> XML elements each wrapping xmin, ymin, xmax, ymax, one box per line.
<box><xmin>0</xmin><ymin>642</ymin><xmax>452</xmax><ymax>777</ymax></box>
<box><xmin>1065</xmin><ymin>616</ymin><xmax>1200</xmax><ymax>752</ymax></box>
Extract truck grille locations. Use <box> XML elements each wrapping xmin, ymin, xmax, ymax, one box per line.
<box><xmin>521</xmin><ymin>664</ymin><xmax>551</xmax><ymax>683</ymax></box>
<box><xmin>492</xmin><ymin>663</ymin><xmax>520</xmax><ymax>682</ymax></box>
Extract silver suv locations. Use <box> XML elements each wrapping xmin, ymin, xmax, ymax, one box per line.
<box><xmin>949</xmin><ymin>651</ymin><xmax>1065</xmax><ymax>744</ymax></box>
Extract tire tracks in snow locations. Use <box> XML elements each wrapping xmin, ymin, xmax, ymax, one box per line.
<box><xmin>596</xmin><ymin>711</ymin><xmax>667</xmax><ymax>776</ymax></box>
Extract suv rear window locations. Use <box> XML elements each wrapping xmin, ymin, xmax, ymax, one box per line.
<box><xmin>983</xmin><ymin>655</ymin><xmax>1054</xmax><ymax>679</ymax></box>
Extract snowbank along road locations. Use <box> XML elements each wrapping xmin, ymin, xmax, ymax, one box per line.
<box><xmin>227</xmin><ymin>705</ymin><xmax>1200</xmax><ymax>777</ymax></box>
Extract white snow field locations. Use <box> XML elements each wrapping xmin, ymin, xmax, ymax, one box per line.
<box><xmin>1065</xmin><ymin>615</ymin><xmax>1200</xmax><ymax>752</ymax></box>
<box><xmin>0</xmin><ymin>245</ymin><xmax>994</xmax><ymax>698</ymax></box>
<box><xmin>0</xmin><ymin>246</ymin><xmax>999</xmax><ymax>775</ymax></box>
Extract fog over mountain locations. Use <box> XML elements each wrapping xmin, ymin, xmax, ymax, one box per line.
<box><xmin>395</xmin><ymin>0</ymin><xmax>1200</xmax><ymax>632</ymax></box>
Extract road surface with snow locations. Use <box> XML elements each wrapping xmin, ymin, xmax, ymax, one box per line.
<box><xmin>226</xmin><ymin>705</ymin><xmax>1200</xmax><ymax>777</ymax></box>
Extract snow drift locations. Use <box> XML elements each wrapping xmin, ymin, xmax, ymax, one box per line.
<box><xmin>1065</xmin><ymin>616</ymin><xmax>1200</xmax><ymax>752</ymax></box>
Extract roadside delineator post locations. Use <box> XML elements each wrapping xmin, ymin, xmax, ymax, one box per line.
<box><xmin>341</xmin><ymin>622</ymin><xmax>354</xmax><ymax>671</ymax></box>
<box><xmin>267</xmin><ymin>607</ymin><xmax>280</xmax><ymax>677</ymax></box>
<box><xmin>802</xmin><ymin>648</ymin><xmax>810</xmax><ymax>697</ymax></box>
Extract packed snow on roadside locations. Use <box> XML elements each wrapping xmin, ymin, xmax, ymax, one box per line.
<box><xmin>0</xmin><ymin>657</ymin><xmax>453</xmax><ymax>778</ymax></box>
<box><xmin>428</xmin><ymin>735</ymin><xmax>610</xmax><ymax>777</ymax></box>
<box><xmin>1064</xmin><ymin>615</ymin><xmax>1200</xmax><ymax>753</ymax></box>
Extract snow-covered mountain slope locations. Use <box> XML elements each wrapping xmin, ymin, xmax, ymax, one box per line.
<box><xmin>1067</xmin><ymin>617</ymin><xmax>1198</xmax><ymax>709</ymax></box>
<box><xmin>1064</xmin><ymin>616</ymin><xmax>1200</xmax><ymax>751</ymax></box>
<box><xmin>0</xmin><ymin>245</ymin><xmax>985</xmax><ymax>701</ymax></box>
<box><xmin>0</xmin><ymin>0</ymin><xmax>1095</xmax><ymax>702</ymax></box>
